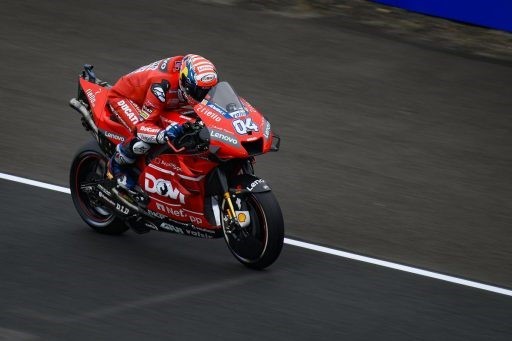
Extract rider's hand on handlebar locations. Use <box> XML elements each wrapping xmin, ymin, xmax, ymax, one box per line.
<box><xmin>156</xmin><ymin>123</ymin><xmax>184</xmax><ymax>144</ymax></box>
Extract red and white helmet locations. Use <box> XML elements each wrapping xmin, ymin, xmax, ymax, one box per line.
<box><xmin>179</xmin><ymin>54</ymin><xmax>218</xmax><ymax>104</ymax></box>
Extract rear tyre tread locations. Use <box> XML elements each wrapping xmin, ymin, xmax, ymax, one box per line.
<box><xmin>70</xmin><ymin>140</ymin><xmax>128</xmax><ymax>235</ymax></box>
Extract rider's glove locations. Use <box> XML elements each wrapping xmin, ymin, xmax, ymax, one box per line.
<box><xmin>156</xmin><ymin>123</ymin><xmax>184</xmax><ymax>144</ymax></box>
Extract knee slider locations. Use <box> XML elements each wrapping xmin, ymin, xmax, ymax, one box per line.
<box><xmin>132</xmin><ymin>140</ymin><xmax>151</xmax><ymax>155</ymax></box>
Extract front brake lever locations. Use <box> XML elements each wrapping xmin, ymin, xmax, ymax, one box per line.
<box><xmin>166</xmin><ymin>139</ymin><xmax>186</xmax><ymax>153</ymax></box>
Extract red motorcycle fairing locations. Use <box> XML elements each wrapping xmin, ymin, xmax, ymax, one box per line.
<box><xmin>79</xmin><ymin>78</ymin><xmax>218</xmax><ymax>229</ymax></box>
<box><xmin>78</xmin><ymin>78</ymin><xmax>132</xmax><ymax>145</ymax></box>
<box><xmin>193</xmin><ymin>94</ymin><xmax>274</xmax><ymax>159</ymax></box>
<box><xmin>78</xmin><ymin>78</ymin><xmax>277</xmax><ymax>230</ymax></box>
<box><xmin>140</xmin><ymin>153</ymin><xmax>219</xmax><ymax>229</ymax></box>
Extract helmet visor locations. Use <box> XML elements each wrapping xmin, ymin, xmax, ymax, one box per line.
<box><xmin>190</xmin><ymin>86</ymin><xmax>210</xmax><ymax>102</ymax></box>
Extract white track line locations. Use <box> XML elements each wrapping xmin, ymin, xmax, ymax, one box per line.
<box><xmin>1</xmin><ymin>171</ymin><xmax>511</xmax><ymax>297</ymax></box>
<box><xmin>0</xmin><ymin>173</ymin><xmax>70</xmax><ymax>194</ymax></box>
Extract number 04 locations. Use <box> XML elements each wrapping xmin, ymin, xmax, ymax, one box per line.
<box><xmin>233</xmin><ymin>118</ymin><xmax>259</xmax><ymax>135</ymax></box>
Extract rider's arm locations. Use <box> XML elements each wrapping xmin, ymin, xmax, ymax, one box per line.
<box><xmin>134</xmin><ymin>79</ymin><xmax>170</xmax><ymax>144</ymax></box>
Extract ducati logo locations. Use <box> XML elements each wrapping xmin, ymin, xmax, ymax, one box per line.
<box><xmin>151</xmin><ymin>84</ymin><xmax>166</xmax><ymax>103</ymax></box>
<box><xmin>117</xmin><ymin>100</ymin><xmax>140</xmax><ymax>125</ymax></box>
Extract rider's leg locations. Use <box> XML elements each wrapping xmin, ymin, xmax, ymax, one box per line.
<box><xmin>106</xmin><ymin>97</ymin><xmax>150</xmax><ymax>191</ymax></box>
<box><xmin>108</xmin><ymin>138</ymin><xmax>138</xmax><ymax>191</ymax></box>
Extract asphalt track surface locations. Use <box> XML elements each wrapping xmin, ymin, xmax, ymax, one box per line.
<box><xmin>1</xmin><ymin>0</ymin><xmax>512</xmax><ymax>339</ymax></box>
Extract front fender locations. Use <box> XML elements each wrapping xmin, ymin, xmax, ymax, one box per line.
<box><xmin>229</xmin><ymin>174</ymin><xmax>271</xmax><ymax>193</ymax></box>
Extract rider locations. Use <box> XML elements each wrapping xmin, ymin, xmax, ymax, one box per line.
<box><xmin>107</xmin><ymin>54</ymin><xmax>218</xmax><ymax>191</ymax></box>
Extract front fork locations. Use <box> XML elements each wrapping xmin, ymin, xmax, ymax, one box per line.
<box><xmin>216</xmin><ymin>163</ymin><xmax>259</xmax><ymax>239</ymax></box>
<box><xmin>214</xmin><ymin>168</ymin><xmax>239</xmax><ymax>233</ymax></box>
<box><xmin>223</xmin><ymin>192</ymin><xmax>237</xmax><ymax>220</ymax></box>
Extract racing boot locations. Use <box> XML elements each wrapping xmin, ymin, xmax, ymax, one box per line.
<box><xmin>107</xmin><ymin>144</ymin><xmax>137</xmax><ymax>192</ymax></box>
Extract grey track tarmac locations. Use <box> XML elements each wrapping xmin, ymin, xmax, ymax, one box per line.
<box><xmin>0</xmin><ymin>0</ymin><xmax>511</xmax><ymax>339</ymax></box>
<box><xmin>1</xmin><ymin>180</ymin><xmax>511</xmax><ymax>340</ymax></box>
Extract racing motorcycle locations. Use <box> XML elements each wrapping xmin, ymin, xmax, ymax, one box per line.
<box><xmin>69</xmin><ymin>64</ymin><xmax>283</xmax><ymax>269</ymax></box>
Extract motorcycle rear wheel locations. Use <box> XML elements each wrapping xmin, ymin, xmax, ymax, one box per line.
<box><xmin>70</xmin><ymin>141</ymin><xmax>128</xmax><ymax>235</ymax></box>
<box><xmin>222</xmin><ymin>191</ymin><xmax>284</xmax><ymax>270</ymax></box>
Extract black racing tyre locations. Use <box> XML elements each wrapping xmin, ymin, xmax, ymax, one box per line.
<box><xmin>222</xmin><ymin>191</ymin><xmax>284</xmax><ymax>270</ymax></box>
<box><xmin>70</xmin><ymin>140</ymin><xmax>128</xmax><ymax>235</ymax></box>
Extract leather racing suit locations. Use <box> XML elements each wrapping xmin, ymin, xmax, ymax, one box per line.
<box><xmin>107</xmin><ymin>56</ymin><xmax>188</xmax><ymax>190</ymax></box>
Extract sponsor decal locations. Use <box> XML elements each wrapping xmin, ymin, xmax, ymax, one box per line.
<box><xmin>246</xmin><ymin>179</ymin><xmax>267</xmax><ymax>191</ymax></box>
<box><xmin>160</xmin><ymin>223</ymin><xmax>215</xmax><ymax>239</ymax></box>
<box><xmin>144</xmin><ymin>221</ymin><xmax>159</xmax><ymax>230</ymax></box>
<box><xmin>151</xmin><ymin>84</ymin><xmax>166</xmax><ymax>103</ymax></box>
<box><xmin>201</xmin><ymin>73</ymin><xmax>216</xmax><ymax>82</ymax></box>
<box><xmin>115</xmin><ymin>202</ymin><xmax>130</xmax><ymax>215</ymax></box>
<box><xmin>104</xmin><ymin>131</ymin><xmax>125</xmax><ymax>142</ymax></box>
<box><xmin>237</xmin><ymin>212</ymin><xmax>247</xmax><ymax>223</ymax></box>
<box><xmin>205</xmin><ymin>105</ymin><xmax>222</xmax><ymax>122</ymax></box>
<box><xmin>145</xmin><ymin>173</ymin><xmax>185</xmax><ymax>204</ymax></box>
<box><xmin>98</xmin><ymin>190</ymin><xmax>116</xmax><ymax>206</ymax></box>
<box><xmin>197</xmin><ymin>65</ymin><xmax>213</xmax><ymax>72</ymax></box>
<box><xmin>116</xmin><ymin>100</ymin><xmax>140</xmax><ymax>125</ymax></box>
<box><xmin>228</xmin><ymin>109</ymin><xmax>247</xmax><ymax>119</ymax></box>
<box><xmin>186</xmin><ymin>229</ymin><xmax>212</xmax><ymax>238</ymax></box>
<box><xmin>173</xmin><ymin>60</ymin><xmax>182</xmax><ymax>72</ymax></box>
<box><xmin>156</xmin><ymin>202</ymin><xmax>186</xmax><ymax>218</ymax></box>
<box><xmin>160</xmin><ymin>222</ymin><xmax>185</xmax><ymax>234</ymax></box>
<box><xmin>153</xmin><ymin>158</ymin><xmax>182</xmax><ymax>172</ymax></box>
<box><xmin>147</xmin><ymin>210</ymin><xmax>166</xmax><ymax>219</ymax></box>
<box><xmin>139</xmin><ymin>126</ymin><xmax>160</xmax><ymax>134</ymax></box>
<box><xmin>264</xmin><ymin>120</ymin><xmax>271</xmax><ymax>139</ymax></box>
<box><xmin>155</xmin><ymin>202</ymin><xmax>203</xmax><ymax>225</ymax></box>
<box><xmin>85</xmin><ymin>89</ymin><xmax>96</xmax><ymax>107</ymax></box>
<box><xmin>159</xmin><ymin>222</ymin><xmax>213</xmax><ymax>238</ymax></box>
<box><xmin>142</xmin><ymin>104</ymin><xmax>154</xmax><ymax>115</ymax></box>
<box><xmin>236</xmin><ymin>210</ymin><xmax>251</xmax><ymax>228</ymax></box>
<box><xmin>140</xmin><ymin>111</ymin><xmax>150</xmax><ymax>119</ymax></box>
<box><xmin>210</xmin><ymin>129</ymin><xmax>238</xmax><ymax>146</ymax></box>
<box><xmin>159</xmin><ymin>58</ymin><xmax>170</xmax><ymax>72</ymax></box>
<box><xmin>137</xmin><ymin>134</ymin><xmax>157</xmax><ymax>144</ymax></box>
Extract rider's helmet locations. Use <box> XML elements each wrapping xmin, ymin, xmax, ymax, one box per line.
<box><xmin>179</xmin><ymin>54</ymin><xmax>218</xmax><ymax>104</ymax></box>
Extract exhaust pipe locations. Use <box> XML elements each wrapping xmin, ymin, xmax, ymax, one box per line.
<box><xmin>69</xmin><ymin>98</ymin><xmax>99</xmax><ymax>135</ymax></box>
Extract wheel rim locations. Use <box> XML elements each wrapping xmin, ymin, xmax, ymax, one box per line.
<box><xmin>222</xmin><ymin>194</ymin><xmax>269</xmax><ymax>263</ymax></box>
<box><xmin>74</xmin><ymin>152</ymin><xmax>115</xmax><ymax>227</ymax></box>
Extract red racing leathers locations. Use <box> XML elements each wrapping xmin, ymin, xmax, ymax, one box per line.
<box><xmin>108</xmin><ymin>56</ymin><xmax>187</xmax><ymax>144</ymax></box>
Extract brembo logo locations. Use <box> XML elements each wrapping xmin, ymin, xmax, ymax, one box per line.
<box><xmin>210</xmin><ymin>130</ymin><xmax>238</xmax><ymax>145</ymax></box>
<box><xmin>117</xmin><ymin>100</ymin><xmax>139</xmax><ymax>125</ymax></box>
<box><xmin>145</xmin><ymin>173</ymin><xmax>185</xmax><ymax>204</ymax></box>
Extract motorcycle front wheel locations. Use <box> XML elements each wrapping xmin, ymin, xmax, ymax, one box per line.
<box><xmin>70</xmin><ymin>140</ymin><xmax>128</xmax><ymax>235</ymax></box>
<box><xmin>222</xmin><ymin>191</ymin><xmax>284</xmax><ymax>270</ymax></box>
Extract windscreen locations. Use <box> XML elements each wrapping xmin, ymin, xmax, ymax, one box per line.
<box><xmin>204</xmin><ymin>82</ymin><xmax>247</xmax><ymax>118</ymax></box>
